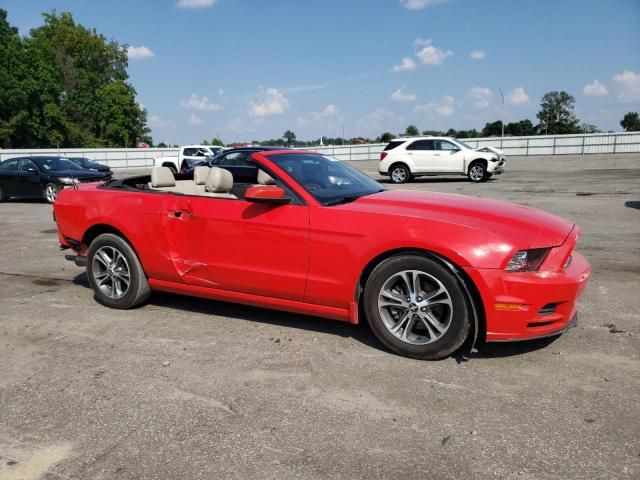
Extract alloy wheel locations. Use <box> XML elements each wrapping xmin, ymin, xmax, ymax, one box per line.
<box><xmin>391</xmin><ymin>167</ymin><xmax>407</xmax><ymax>183</ymax></box>
<box><xmin>469</xmin><ymin>165</ymin><xmax>484</xmax><ymax>182</ymax></box>
<box><xmin>377</xmin><ymin>269</ymin><xmax>453</xmax><ymax>345</ymax></box>
<box><xmin>92</xmin><ymin>246</ymin><xmax>131</xmax><ymax>299</ymax></box>
<box><xmin>45</xmin><ymin>185</ymin><xmax>58</xmax><ymax>203</ymax></box>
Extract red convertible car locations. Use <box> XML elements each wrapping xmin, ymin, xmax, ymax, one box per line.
<box><xmin>53</xmin><ymin>150</ymin><xmax>591</xmax><ymax>359</ymax></box>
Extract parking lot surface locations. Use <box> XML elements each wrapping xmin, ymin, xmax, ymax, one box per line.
<box><xmin>1</xmin><ymin>154</ymin><xmax>639</xmax><ymax>479</ymax></box>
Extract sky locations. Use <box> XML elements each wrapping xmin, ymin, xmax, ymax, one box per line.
<box><xmin>3</xmin><ymin>0</ymin><xmax>640</xmax><ymax>145</ymax></box>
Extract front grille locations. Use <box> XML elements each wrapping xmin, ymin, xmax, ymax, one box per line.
<box><xmin>537</xmin><ymin>303</ymin><xmax>557</xmax><ymax>316</ymax></box>
<box><xmin>78</xmin><ymin>177</ymin><xmax>103</xmax><ymax>183</ymax></box>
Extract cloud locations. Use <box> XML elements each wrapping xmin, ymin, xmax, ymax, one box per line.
<box><xmin>390</xmin><ymin>87</ymin><xmax>416</xmax><ymax>102</ymax></box>
<box><xmin>465</xmin><ymin>87</ymin><xmax>492</xmax><ymax>109</ymax></box>
<box><xmin>177</xmin><ymin>0</ymin><xmax>217</xmax><ymax>8</ymax></box>
<box><xmin>401</xmin><ymin>0</ymin><xmax>448</xmax><ymax>10</ymax></box>
<box><xmin>612</xmin><ymin>70</ymin><xmax>640</xmax><ymax>101</ymax></box>
<box><xmin>415</xmin><ymin>95</ymin><xmax>455</xmax><ymax>117</ymax></box>
<box><xmin>505</xmin><ymin>87</ymin><xmax>529</xmax><ymax>105</ymax></box>
<box><xmin>390</xmin><ymin>57</ymin><xmax>417</xmax><ymax>73</ymax></box>
<box><xmin>127</xmin><ymin>46</ymin><xmax>154</xmax><ymax>60</ymax></box>
<box><xmin>583</xmin><ymin>80</ymin><xmax>609</xmax><ymax>97</ymax></box>
<box><xmin>414</xmin><ymin>38</ymin><xmax>452</xmax><ymax>65</ymax></box>
<box><xmin>469</xmin><ymin>50</ymin><xmax>486</xmax><ymax>60</ymax></box>
<box><xmin>182</xmin><ymin>93</ymin><xmax>222</xmax><ymax>111</ymax></box>
<box><xmin>189</xmin><ymin>114</ymin><xmax>202</xmax><ymax>125</ymax></box>
<box><xmin>357</xmin><ymin>108</ymin><xmax>402</xmax><ymax>132</ymax></box>
<box><xmin>248</xmin><ymin>88</ymin><xmax>290</xmax><ymax>118</ymax></box>
<box><xmin>321</xmin><ymin>104</ymin><xmax>337</xmax><ymax>116</ymax></box>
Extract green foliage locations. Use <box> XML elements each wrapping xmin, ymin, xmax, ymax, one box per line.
<box><xmin>505</xmin><ymin>119</ymin><xmax>536</xmax><ymax>136</ymax></box>
<box><xmin>404</xmin><ymin>125</ymin><xmax>419</xmax><ymax>136</ymax></box>
<box><xmin>481</xmin><ymin>121</ymin><xmax>503</xmax><ymax>137</ymax></box>
<box><xmin>210</xmin><ymin>137</ymin><xmax>225</xmax><ymax>146</ymax></box>
<box><xmin>380</xmin><ymin>132</ymin><xmax>394</xmax><ymax>143</ymax></box>
<box><xmin>620</xmin><ymin>112</ymin><xmax>640</xmax><ymax>132</ymax></box>
<box><xmin>536</xmin><ymin>91</ymin><xmax>581</xmax><ymax>135</ymax></box>
<box><xmin>0</xmin><ymin>9</ymin><xmax>151</xmax><ymax>148</ymax></box>
<box><xmin>282</xmin><ymin>130</ymin><xmax>296</xmax><ymax>145</ymax></box>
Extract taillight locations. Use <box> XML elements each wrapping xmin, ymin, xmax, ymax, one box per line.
<box><xmin>380</xmin><ymin>152</ymin><xmax>388</xmax><ymax>161</ymax></box>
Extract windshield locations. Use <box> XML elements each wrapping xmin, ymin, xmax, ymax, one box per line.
<box><xmin>454</xmin><ymin>140</ymin><xmax>474</xmax><ymax>149</ymax></box>
<box><xmin>266</xmin><ymin>153</ymin><xmax>385</xmax><ymax>206</ymax></box>
<box><xmin>67</xmin><ymin>157</ymin><xmax>93</xmax><ymax>166</ymax></box>
<box><xmin>33</xmin><ymin>157</ymin><xmax>85</xmax><ymax>171</ymax></box>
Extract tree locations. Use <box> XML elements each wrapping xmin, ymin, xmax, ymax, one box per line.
<box><xmin>422</xmin><ymin>129</ymin><xmax>444</xmax><ymax>136</ymax></box>
<box><xmin>481</xmin><ymin>121</ymin><xmax>503</xmax><ymax>137</ymax></box>
<box><xmin>282</xmin><ymin>130</ymin><xmax>296</xmax><ymax>145</ymax></box>
<box><xmin>404</xmin><ymin>125</ymin><xmax>419</xmax><ymax>136</ymax></box>
<box><xmin>380</xmin><ymin>132</ymin><xmax>394</xmax><ymax>143</ymax></box>
<box><xmin>580</xmin><ymin>123</ymin><xmax>600</xmax><ymax>134</ymax></box>
<box><xmin>536</xmin><ymin>91</ymin><xmax>580</xmax><ymax>135</ymax></box>
<box><xmin>210</xmin><ymin>137</ymin><xmax>225</xmax><ymax>146</ymax></box>
<box><xmin>504</xmin><ymin>119</ymin><xmax>536</xmax><ymax>136</ymax></box>
<box><xmin>0</xmin><ymin>9</ymin><xmax>150</xmax><ymax>148</ymax></box>
<box><xmin>620</xmin><ymin>112</ymin><xmax>640</xmax><ymax>132</ymax></box>
<box><xmin>157</xmin><ymin>142</ymin><xmax>168</xmax><ymax>148</ymax></box>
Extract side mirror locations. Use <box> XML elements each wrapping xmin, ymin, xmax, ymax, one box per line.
<box><xmin>245</xmin><ymin>185</ymin><xmax>291</xmax><ymax>205</ymax></box>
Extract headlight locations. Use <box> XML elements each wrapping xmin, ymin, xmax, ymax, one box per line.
<box><xmin>505</xmin><ymin>248</ymin><xmax>549</xmax><ymax>272</ymax></box>
<box><xmin>57</xmin><ymin>177</ymin><xmax>78</xmax><ymax>185</ymax></box>
<box><xmin>489</xmin><ymin>156</ymin><xmax>499</xmax><ymax>162</ymax></box>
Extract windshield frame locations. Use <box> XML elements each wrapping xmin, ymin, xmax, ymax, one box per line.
<box><xmin>265</xmin><ymin>152</ymin><xmax>386</xmax><ymax>206</ymax></box>
<box><xmin>452</xmin><ymin>139</ymin><xmax>474</xmax><ymax>150</ymax></box>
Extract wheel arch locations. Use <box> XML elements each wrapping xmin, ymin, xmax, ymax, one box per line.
<box><xmin>354</xmin><ymin>247</ymin><xmax>485</xmax><ymax>348</ymax></box>
<box><xmin>388</xmin><ymin>160</ymin><xmax>412</xmax><ymax>174</ymax></box>
<box><xmin>466</xmin><ymin>158</ymin><xmax>487</xmax><ymax>173</ymax></box>
<box><xmin>82</xmin><ymin>224</ymin><xmax>137</xmax><ymax>255</ymax></box>
<box><xmin>161</xmin><ymin>161</ymin><xmax>177</xmax><ymax>172</ymax></box>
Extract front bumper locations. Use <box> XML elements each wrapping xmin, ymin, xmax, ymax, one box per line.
<box><xmin>465</xmin><ymin>251</ymin><xmax>591</xmax><ymax>342</ymax></box>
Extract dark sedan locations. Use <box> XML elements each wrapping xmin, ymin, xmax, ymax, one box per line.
<box><xmin>66</xmin><ymin>157</ymin><xmax>113</xmax><ymax>178</ymax></box>
<box><xmin>201</xmin><ymin>146</ymin><xmax>283</xmax><ymax>183</ymax></box>
<box><xmin>0</xmin><ymin>156</ymin><xmax>108</xmax><ymax>204</ymax></box>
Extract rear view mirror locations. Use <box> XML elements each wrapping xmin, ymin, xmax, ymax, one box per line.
<box><xmin>245</xmin><ymin>185</ymin><xmax>291</xmax><ymax>205</ymax></box>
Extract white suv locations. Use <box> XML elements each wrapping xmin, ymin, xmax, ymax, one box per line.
<box><xmin>378</xmin><ymin>137</ymin><xmax>506</xmax><ymax>183</ymax></box>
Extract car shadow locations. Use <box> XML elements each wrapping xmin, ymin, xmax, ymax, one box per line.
<box><xmin>73</xmin><ymin>272</ymin><xmax>562</xmax><ymax>361</ymax></box>
<box><xmin>377</xmin><ymin>177</ymin><xmax>497</xmax><ymax>185</ymax></box>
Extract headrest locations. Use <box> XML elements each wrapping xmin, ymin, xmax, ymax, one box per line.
<box><xmin>205</xmin><ymin>167</ymin><xmax>234</xmax><ymax>193</ymax></box>
<box><xmin>193</xmin><ymin>166</ymin><xmax>210</xmax><ymax>185</ymax></box>
<box><xmin>151</xmin><ymin>167</ymin><xmax>175</xmax><ymax>187</ymax></box>
<box><xmin>257</xmin><ymin>169</ymin><xmax>276</xmax><ymax>185</ymax></box>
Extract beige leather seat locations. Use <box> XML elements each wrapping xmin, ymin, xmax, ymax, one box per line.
<box><xmin>202</xmin><ymin>167</ymin><xmax>237</xmax><ymax>199</ymax></box>
<box><xmin>193</xmin><ymin>166</ymin><xmax>210</xmax><ymax>194</ymax></box>
<box><xmin>149</xmin><ymin>166</ymin><xmax>180</xmax><ymax>192</ymax></box>
<box><xmin>257</xmin><ymin>169</ymin><xmax>276</xmax><ymax>185</ymax></box>
<box><xmin>149</xmin><ymin>166</ymin><xmax>198</xmax><ymax>194</ymax></box>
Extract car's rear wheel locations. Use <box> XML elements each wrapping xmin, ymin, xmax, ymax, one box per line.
<box><xmin>43</xmin><ymin>183</ymin><xmax>59</xmax><ymax>203</ymax></box>
<box><xmin>390</xmin><ymin>164</ymin><xmax>411</xmax><ymax>184</ymax></box>
<box><xmin>467</xmin><ymin>162</ymin><xmax>487</xmax><ymax>183</ymax></box>
<box><xmin>363</xmin><ymin>255</ymin><xmax>470</xmax><ymax>360</ymax></box>
<box><xmin>86</xmin><ymin>233</ymin><xmax>150</xmax><ymax>309</ymax></box>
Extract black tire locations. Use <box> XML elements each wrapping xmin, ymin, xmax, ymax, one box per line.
<box><xmin>363</xmin><ymin>255</ymin><xmax>470</xmax><ymax>360</ymax></box>
<box><xmin>164</xmin><ymin>163</ymin><xmax>178</xmax><ymax>174</ymax></box>
<box><xmin>0</xmin><ymin>184</ymin><xmax>5</xmax><ymax>202</ymax></box>
<box><xmin>43</xmin><ymin>183</ymin><xmax>59</xmax><ymax>203</ymax></box>
<box><xmin>467</xmin><ymin>162</ymin><xmax>487</xmax><ymax>183</ymax></box>
<box><xmin>389</xmin><ymin>163</ymin><xmax>411</xmax><ymax>184</ymax></box>
<box><xmin>86</xmin><ymin>233</ymin><xmax>151</xmax><ymax>309</ymax></box>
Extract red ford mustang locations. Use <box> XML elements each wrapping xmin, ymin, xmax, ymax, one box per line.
<box><xmin>53</xmin><ymin>150</ymin><xmax>591</xmax><ymax>359</ymax></box>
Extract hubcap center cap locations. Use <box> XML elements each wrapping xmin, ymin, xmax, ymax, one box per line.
<box><xmin>410</xmin><ymin>303</ymin><xmax>418</xmax><ymax>312</ymax></box>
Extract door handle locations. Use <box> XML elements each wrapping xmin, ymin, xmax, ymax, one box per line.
<box><xmin>168</xmin><ymin>210</ymin><xmax>192</xmax><ymax>219</ymax></box>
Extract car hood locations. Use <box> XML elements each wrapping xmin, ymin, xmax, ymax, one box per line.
<box><xmin>46</xmin><ymin>169</ymin><xmax>106</xmax><ymax>178</ymax></box>
<box><xmin>346</xmin><ymin>190</ymin><xmax>574</xmax><ymax>248</ymax></box>
<box><xmin>474</xmin><ymin>146</ymin><xmax>504</xmax><ymax>156</ymax></box>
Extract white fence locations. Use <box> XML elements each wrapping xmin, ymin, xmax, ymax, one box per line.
<box><xmin>1</xmin><ymin>132</ymin><xmax>639</xmax><ymax>168</ymax></box>
<box><xmin>0</xmin><ymin>147</ymin><xmax>179</xmax><ymax>169</ymax></box>
<box><xmin>301</xmin><ymin>131</ymin><xmax>640</xmax><ymax>161</ymax></box>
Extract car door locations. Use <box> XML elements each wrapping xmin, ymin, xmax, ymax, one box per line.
<box><xmin>213</xmin><ymin>151</ymin><xmax>259</xmax><ymax>183</ymax></box>
<box><xmin>17</xmin><ymin>158</ymin><xmax>44</xmax><ymax>197</ymax></box>
<box><xmin>161</xmin><ymin>189</ymin><xmax>309</xmax><ymax>301</ymax></box>
<box><xmin>0</xmin><ymin>158</ymin><xmax>21</xmax><ymax>196</ymax></box>
<box><xmin>405</xmin><ymin>139</ymin><xmax>438</xmax><ymax>173</ymax></box>
<box><xmin>434</xmin><ymin>140</ymin><xmax>465</xmax><ymax>172</ymax></box>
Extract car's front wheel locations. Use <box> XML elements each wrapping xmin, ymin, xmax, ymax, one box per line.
<box><xmin>389</xmin><ymin>164</ymin><xmax>411</xmax><ymax>184</ymax></box>
<box><xmin>86</xmin><ymin>233</ymin><xmax>151</xmax><ymax>309</ymax></box>
<box><xmin>363</xmin><ymin>255</ymin><xmax>470</xmax><ymax>360</ymax></box>
<box><xmin>467</xmin><ymin>162</ymin><xmax>487</xmax><ymax>183</ymax></box>
<box><xmin>43</xmin><ymin>183</ymin><xmax>59</xmax><ymax>203</ymax></box>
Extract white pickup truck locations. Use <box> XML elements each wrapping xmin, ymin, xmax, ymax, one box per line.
<box><xmin>154</xmin><ymin>145</ymin><xmax>224</xmax><ymax>174</ymax></box>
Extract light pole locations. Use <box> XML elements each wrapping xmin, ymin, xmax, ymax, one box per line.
<box><xmin>498</xmin><ymin>88</ymin><xmax>505</xmax><ymax>149</ymax></box>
